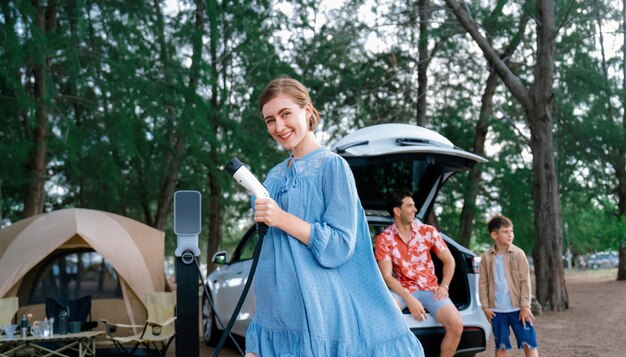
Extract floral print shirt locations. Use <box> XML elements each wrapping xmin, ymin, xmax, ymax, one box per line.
<box><xmin>375</xmin><ymin>220</ymin><xmax>448</xmax><ymax>293</ymax></box>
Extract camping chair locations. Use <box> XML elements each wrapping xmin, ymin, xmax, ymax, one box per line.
<box><xmin>45</xmin><ymin>295</ymin><xmax>98</xmax><ymax>332</ymax></box>
<box><xmin>0</xmin><ymin>297</ymin><xmax>18</xmax><ymax>326</ymax></box>
<box><xmin>0</xmin><ymin>297</ymin><xmax>18</xmax><ymax>355</ymax></box>
<box><xmin>101</xmin><ymin>292</ymin><xmax>176</xmax><ymax>357</ymax></box>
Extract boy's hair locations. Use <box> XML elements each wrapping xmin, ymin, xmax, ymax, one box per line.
<box><xmin>386</xmin><ymin>191</ymin><xmax>413</xmax><ymax>217</ymax></box>
<box><xmin>487</xmin><ymin>214</ymin><xmax>513</xmax><ymax>232</ymax></box>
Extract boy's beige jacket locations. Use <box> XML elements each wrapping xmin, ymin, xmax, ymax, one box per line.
<box><xmin>479</xmin><ymin>244</ymin><xmax>532</xmax><ymax>309</ymax></box>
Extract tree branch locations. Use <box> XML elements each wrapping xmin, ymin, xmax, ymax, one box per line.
<box><xmin>444</xmin><ymin>0</ymin><xmax>532</xmax><ymax>109</ymax></box>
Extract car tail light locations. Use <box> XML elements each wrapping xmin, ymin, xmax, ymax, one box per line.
<box><xmin>471</xmin><ymin>257</ymin><xmax>481</xmax><ymax>274</ymax></box>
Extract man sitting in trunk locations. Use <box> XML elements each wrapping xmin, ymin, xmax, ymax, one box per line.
<box><xmin>375</xmin><ymin>191</ymin><xmax>462</xmax><ymax>357</ymax></box>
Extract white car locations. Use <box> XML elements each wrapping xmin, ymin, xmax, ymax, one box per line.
<box><xmin>586</xmin><ymin>251</ymin><xmax>619</xmax><ymax>269</ymax></box>
<box><xmin>203</xmin><ymin>123</ymin><xmax>491</xmax><ymax>356</ymax></box>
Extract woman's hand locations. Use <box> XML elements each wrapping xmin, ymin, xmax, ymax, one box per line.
<box><xmin>254</xmin><ymin>197</ymin><xmax>284</xmax><ymax>227</ymax></box>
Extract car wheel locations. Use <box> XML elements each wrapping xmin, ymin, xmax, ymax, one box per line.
<box><xmin>202</xmin><ymin>293</ymin><xmax>221</xmax><ymax>346</ymax></box>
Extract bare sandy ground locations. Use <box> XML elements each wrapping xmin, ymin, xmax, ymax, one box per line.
<box><xmin>478</xmin><ymin>269</ymin><xmax>626</xmax><ymax>357</ymax></box>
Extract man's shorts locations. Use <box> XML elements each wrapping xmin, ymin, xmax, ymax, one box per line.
<box><xmin>491</xmin><ymin>310</ymin><xmax>538</xmax><ymax>350</ymax></box>
<box><xmin>389</xmin><ymin>289</ymin><xmax>454</xmax><ymax>319</ymax></box>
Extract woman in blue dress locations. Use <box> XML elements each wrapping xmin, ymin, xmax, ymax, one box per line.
<box><xmin>246</xmin><ymin>77</ymin><xmax>424</xmax><ymax>357</ymax></box>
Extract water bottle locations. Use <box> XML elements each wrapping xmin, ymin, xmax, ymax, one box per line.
<box><xmin>59</xmin><ymin>308</ymin><xmax>68</xmax><ymax>334</ymax></box>
<box><xmin>20</xmin><ymin>314</ymin><xmax>28</xmax><ymax>337</ymax></box>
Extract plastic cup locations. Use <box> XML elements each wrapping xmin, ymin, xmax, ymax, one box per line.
<box><xmin>2</xmin><ymin>324</ymin><xmax>17</xmax><ymax>338</ymax></box>
<box><xmin>69</xmin><ymin>321</ymin><xmax>81</xmax><ymax>334</ymax></box>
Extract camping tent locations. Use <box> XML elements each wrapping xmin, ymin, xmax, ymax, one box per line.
<box><xmin>0</xmin><ymin>208</ymin><xmax>165</xmax><ymax>328</ymax></box>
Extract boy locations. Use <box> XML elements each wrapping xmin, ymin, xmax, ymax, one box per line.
<box><xmin>479</xmin><ymin>215</ymin><xmax>539</xmax><ymax>356</ymax></box>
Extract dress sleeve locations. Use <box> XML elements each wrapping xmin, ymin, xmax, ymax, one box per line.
<box><xmin>308</xmin><ymin>156</ymin><xmax>359</xmax><ymax>268</ymax></box>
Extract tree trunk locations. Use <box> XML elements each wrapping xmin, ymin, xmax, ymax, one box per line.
<box><xmin>416</xmin><ymin>0</ymin><xmax>429</xmax><ymax>126</ymax></box>
<box><xmin>618</xmin><ymin>153</ymin><xmax>626</xmax><ymax>229</ymax></box>
<box><xmin>457</xmin><ymin>12</ymin><xmax>527</xmax><ymax>248</ymax></box>
<box><xmin>154</xmin><ymin>137</ymin><xmax>186</xmax><ymax>230</ymax></box>
<box><xmin>443</xmin><ymin>0</ymin><xmax>530</xmax><ymax>107</ymax></box>
<box><xmin>152</xmin><ymin>0</ymin><xmax>204</xmax><ymax>230</ymax></box>
<box><xmin>0</xmin><ymin>179</ymin><xmax>3</xmax><ymax>222</ymax></box>
<box><xmin>529</xmin><ymin>0</ymin><xmax>568</xmax><ymax>311</ymax></box>
<box><xmin>528</xmin><ymin>105</ymin><xmax>568</xmax><ymax>310</ymax></box>
<box><xmin>593</xmin><ymin>9</ymin><xmax>626</xmax><ymax>280</ymax></box>
<box><xmin>618</xmin><ymin>246</ymin><xmax>626</xmax><ymax>281</ymax></box>
<box><xmin>617</xmin><ymin>0</ymin><xmax>626</xmax><ymax>281</ymax></box>
<box><xmin>205</xmin><ymin>0</ymin><xmax>223</xmax><ymax>271</ymax></box>
<box><xmin>445</xmin><ymin>0</ymin><xmax>568</xmax><ymax>310</ymax></box>
<box><xmin>425</xmin><ymin>210</ymin><xmax>440</xmax><ymax>228</ymax></box>
<box><xmin>22</xmin><ymin>0</ymin><xmax>58</xmax><ymax>218</ymax></box>
<box><xmin>206</xmin><ymin>169</ymin><xmax>222</xmax><ymax>275</ymax></box>
<box><xmin>151</xmin><ymin>0</ymin><xmax>178</xmax><ymax>230</ymax></box>
<box><xmin>457</xmin><ymin>71</ymin><xmax>495</xmax><ymax>247</ymax></box>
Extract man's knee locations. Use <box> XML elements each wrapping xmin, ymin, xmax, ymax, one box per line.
<box><xmin>437</xmin><ymin>305</ymin><xmax>463</xmax><ymax>335</ymax></box>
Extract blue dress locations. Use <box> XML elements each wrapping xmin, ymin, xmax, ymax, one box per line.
<box><xmin>245</xmin><ymin>147</ymin><xmax>424</xmax><ymax>356</ymax></box>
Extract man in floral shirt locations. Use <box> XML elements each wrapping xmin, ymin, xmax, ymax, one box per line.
<box><xmin>375</xmin><ymin>191</ymin><xmax>462</xmax><ymax>357</ymax></box>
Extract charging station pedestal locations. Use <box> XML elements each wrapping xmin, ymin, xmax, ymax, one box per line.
<box><xmin>174</xmin><ymin>190</ymin><xmax>202</xmax><ymax>357</ymax></box>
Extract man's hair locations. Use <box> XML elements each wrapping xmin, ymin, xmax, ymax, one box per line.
<box><xmin>487</xmin><ymin>214</ymin><xmax>513</xmax><ymax>232</ymax></box>
<box><xmin>386</xmin><ymin>191</ymin><xmax>413</xmax><ymax>217</ymax></box>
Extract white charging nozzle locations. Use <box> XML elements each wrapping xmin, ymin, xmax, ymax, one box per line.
<box><xmin>225</xmin><ymin>157</ymin><xmax>270</xmax><ymax>198</ymax></box>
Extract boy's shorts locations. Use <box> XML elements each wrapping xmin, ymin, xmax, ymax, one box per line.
<box><xmin>492</xmin><ymin>310</ymin><xmax>538</xmax><ymax>350</ymax></box>
<box><xmin>389</xmin><ymin>289</ymin><xmax>454</xmax><ymax>319</ymax></box>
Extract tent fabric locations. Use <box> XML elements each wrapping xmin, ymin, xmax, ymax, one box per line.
<box><xmin>0</xmin><ymin>296</ymin><xmax>18</xmax><ymax>325</ymax></box>
<box><xmin>0</xmin><ymin>208</ymin><xmax>165</xmax><ymax>324</ymax></box>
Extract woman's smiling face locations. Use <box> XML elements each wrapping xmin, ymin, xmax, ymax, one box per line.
<box><xmin>262</xmin><ymin>93</ymin><xmax>312</xmax><ymax>155</ymax></box>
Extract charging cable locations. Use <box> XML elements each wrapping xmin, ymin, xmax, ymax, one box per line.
<box><xmin>208</xmin><ymin>157</ymin><xmax>270</xmax><ymax>356</ymax></box>
<box><xmin>212</xmin><ymin>222</ymin><xmax>267</xmax><ymax>357</ymax></box>
<box><xmin>192</xmin><ymin>255</ymin><xmax>245</xmax><ymax>356</ymax></box>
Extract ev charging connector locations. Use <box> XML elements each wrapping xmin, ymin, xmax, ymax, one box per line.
<box><xmin>224</xmin><ymin>158</ymin><xmax>270</xmax><ymax>199</ymax></box>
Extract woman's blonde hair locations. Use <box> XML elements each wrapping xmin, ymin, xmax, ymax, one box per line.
<box><xmin>259</xmin><ymin>77</ymin><xmax>320</xmax><ymax>131</ymax></box>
